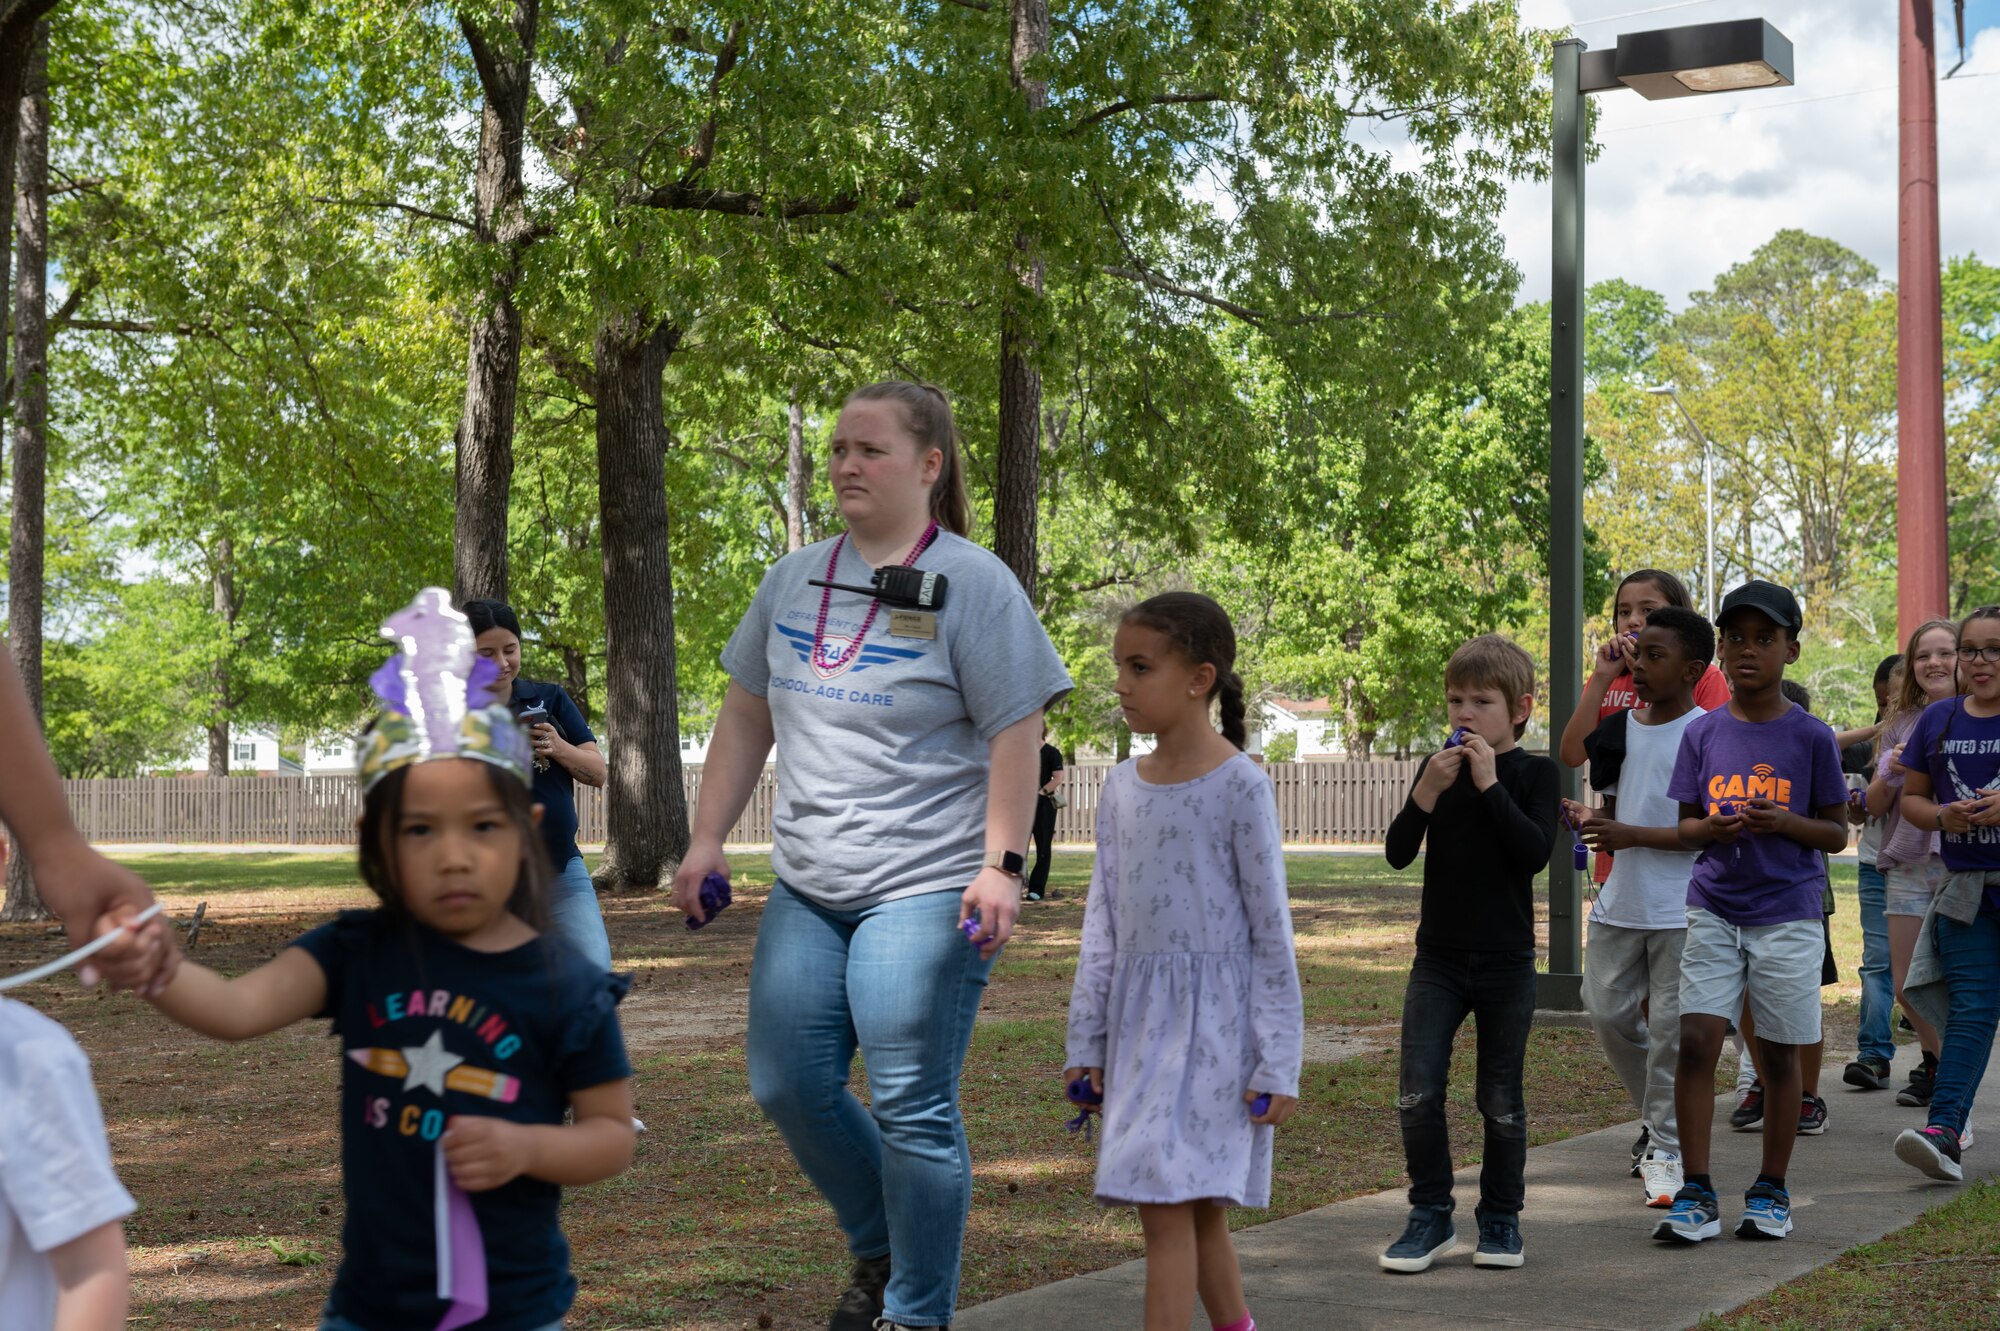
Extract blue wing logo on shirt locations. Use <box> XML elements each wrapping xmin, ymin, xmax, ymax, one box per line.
<box><xmin>777</xmin><ymin>623</ymin><xmax>926</xmax><ymax>681</ymax></box>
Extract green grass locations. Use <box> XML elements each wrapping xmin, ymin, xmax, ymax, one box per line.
<box><xmin>1700</xmin><ymin>1181</ymin><xmax>2000</xmax><ymax>1329</ymax></box>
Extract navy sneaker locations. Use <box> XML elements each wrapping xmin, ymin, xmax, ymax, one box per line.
<box><xmin>1472</xmin><ymin>1209</ymin><xmax>1524</xmax><ymax>1269</ymax></box>
<box><xmin>1652</xmin><ymin>1184</ymin><xmax>1721</xmax><ymax>1243</ymax></box>
<box><xmin>1797</xmin><ymin>1094</ymin><xmax>1829</xmax><ymax>1136</ymax></box>
<box><xmin>1379</xmin><ymin>1205</ymin><xmax>1455</xmax><ymax>1273</ymax></box>
<box><xmin>1730</xmin><ymin>1084</ymin><xmax>1764</xmax><ymax>1131</ymax></box>
<box><xmin>1895</xmin><ymin>1125</ymin><xmax>1965</xmax><ymax>1182</ymax></box>
<box><xmin>1735</xmin><ymin>1181</ymin><xmax>1792</xmax><ymax>1240</ymax></box>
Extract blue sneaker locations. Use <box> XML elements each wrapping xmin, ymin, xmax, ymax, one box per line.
<box><xmin>1735</xmin><ymin>1181</ymin><xmax>1792</xmax><ymax>1240</ymax></box>
<box><xmin>1472</xmin><ymin>1208</ymin><xmax>1524</xmax><ymax>1268</ymax></box>
<box><xmin>1652</xmin><ymin>1184</ymin><xmax>1720</xmax><ymax>1243</ymax></box>
<box><xmin>1379</xmin><ymin>1204</ymin><xmax>1455</xmax><ymax>1273</ymax></box>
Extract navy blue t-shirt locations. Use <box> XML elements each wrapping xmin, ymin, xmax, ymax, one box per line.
<box><xmin>293</xmin><ymin>910</ymin><xmax>631</xmax><ymax>1331</ymax></box>
<box><xmin>509</xmin><ymin>680</ymin><xmax>595</xmax><ymax>870</ymax></box>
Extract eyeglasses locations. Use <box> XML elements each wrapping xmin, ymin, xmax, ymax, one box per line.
<box><xmin>1956</xmin><ymin>647</ymin><xmax>2000</xmax><ymax>664</ymax></box>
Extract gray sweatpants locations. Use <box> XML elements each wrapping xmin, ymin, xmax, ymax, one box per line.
<box><xmin>1582</xmin><ymin>921</ymin><xmax>1687</xmax><ymax>1157</ymax></box>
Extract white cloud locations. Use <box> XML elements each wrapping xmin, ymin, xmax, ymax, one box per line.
<box><xmin>1504</xmin><ymin>0</ymin><xmax>2000</xmax><ymax>307</ymax></box>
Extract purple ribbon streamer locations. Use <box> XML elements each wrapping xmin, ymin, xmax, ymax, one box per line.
<box><xmin>434</xmin><ymin>1141</ymin><xmax>489</xmax><ymax>1331</ymax></box>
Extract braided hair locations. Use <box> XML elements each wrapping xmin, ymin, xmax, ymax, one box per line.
<box><xmin>1120</xmin><ymin>592</ymin><xmax>1248</xmax><ymax>749</ymax></box>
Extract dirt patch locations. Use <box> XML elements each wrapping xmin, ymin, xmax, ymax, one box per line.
<box><xmin>619</xmin><ymin>985</ymin><xmax>750</xmax><ymax>1051</ymax></box>
<box><xmin>1302</xmin><ymin>1024</ymin><xmax>1392</xmax><ymax>1064</ymax></box>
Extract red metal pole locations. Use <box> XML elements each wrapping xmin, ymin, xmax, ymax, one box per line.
<box><xmin>1899</xmin><ymin>0</ymin><xmax>1951</xmax><ymax>639</ymax></box>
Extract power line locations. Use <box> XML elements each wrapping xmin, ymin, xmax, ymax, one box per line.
<box><xmin>1574</xmin><ymin>0</ymin><xmax>1723</xmax><ymax>28</ymax></box>
<box><xmin>1599</xmin><ymin>69</ymin><xmax>1994</xmax><ymax>134</ymax></box>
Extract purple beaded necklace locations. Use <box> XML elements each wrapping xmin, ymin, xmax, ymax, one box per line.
<box><xmin>812</xmin><ymin>521</ymin><xmax>940</xmax><ymax>675</ymax></box>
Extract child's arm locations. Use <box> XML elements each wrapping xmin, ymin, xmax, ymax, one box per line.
<box><xmin>1063</xmin><ymin>795</ymin><xmax>1120</xmax><ymax>1090</ymax></box>
<box><xmin>1235</xmin><ymin>779</ymin><xmax>1303</xmax><ymax>1126</ymax></box>
<box><xmin>442</xmin><ymin>1079</ymin><xmax>636</xmax><ymax>1191</ymax></box>
<box><xmin>1464</xmin><ymin>739</ymin><xmax>1558</xmax><ymax>872</ymax></box>
<box><xmin>1577</xmin><ymin>812</ymin><xmax>1686</xmax><ymax>854</ymax></box>
<box><xmin>1738</xmin><ymin>797</ymin><xmax>1850</xmax><ymax>854</ymax></box>
<box><xmin>1900</xmin><ymin>768</ymin><xmax>1977</xmax><ymax>836</ymax></box>
<box><xmin>143</xmin><ymin>946</ymin><xmax>328</xmax><ymax>1041</ymax></box>
<box><xmin>1385</xmin><ymin>752</ymin><xmax>1458</xmax><ymax>869</ymax></box>
<box><xmin>48</xmin><ymin>1219</ymin><xmax>127</xmax><ymax>1331</ymax></box>
<box><xmin>1677</xmin><ymin>800</ymin><xmax>1744</xmax><ymax>850</ymax></box>
<box><xmin>1557</xmin><ymin>639</ymin><xmax>1629</xmax><ymax>768</ymax></box>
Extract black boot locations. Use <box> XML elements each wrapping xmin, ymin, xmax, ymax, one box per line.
<box><xmin>828</xmin><ymin>1253</ymin><xmax>892</xmax><ymax>1331</ymax></box>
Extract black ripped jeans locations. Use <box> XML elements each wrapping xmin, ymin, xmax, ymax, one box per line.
<box><xmin>1397</xmin><ymin>944</ymin><xmax>1537</xmax><ymax>1216</ymax></box>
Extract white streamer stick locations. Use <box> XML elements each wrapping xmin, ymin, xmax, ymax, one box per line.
<box><xmin>0</xmin><ymin>901</ymin><xmax>165</xmax><ymax>992</ymax></box>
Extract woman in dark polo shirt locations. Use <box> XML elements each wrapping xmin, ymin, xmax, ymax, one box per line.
<box><xmin>463</xmin><ymin>598</ymin><xmax>612</xmax><ymax>971</ymax></box>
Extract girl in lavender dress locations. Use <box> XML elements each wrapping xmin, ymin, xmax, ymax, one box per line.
<box><xmin>1065</xmin><ymin>593</ymin><xmax>1305</xmax><ymax>1331</ymax></box>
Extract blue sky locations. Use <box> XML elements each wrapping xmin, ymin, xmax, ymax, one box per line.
<box><xmin>1503</xmin><ymin>0</ymin><xmax>2000</xmax><ymax>306</ymax></box>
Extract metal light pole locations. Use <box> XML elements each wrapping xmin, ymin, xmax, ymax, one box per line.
<box><xmin>1541</xmin><ymin>19</ymin><xmax>1794</xmax><ymax>1013</ymax></box>
<box><xmin>1647</xmin><ymin>384</ymin><xmax>1716</xmax><ymax>620</ymax></box>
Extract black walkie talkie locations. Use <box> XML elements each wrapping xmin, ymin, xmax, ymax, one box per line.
<box><xmin>809</xmin><ymin>565</ymin><xmax>949</xmax><ymax>611</ymax></box>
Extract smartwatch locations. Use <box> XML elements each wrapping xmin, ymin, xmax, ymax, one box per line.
<box><xmin>983</xmin><ymin>850</ymin><xmax>1026</xmax><ymax>878</ymax></box>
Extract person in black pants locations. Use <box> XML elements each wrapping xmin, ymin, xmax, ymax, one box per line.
<box><xmin>1026</xmin><ymin>727</ymin><xmax>1066</xmax><ymax>901</ymax></box>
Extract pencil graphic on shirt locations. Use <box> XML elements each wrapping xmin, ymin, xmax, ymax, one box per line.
<box><xmin>347</xmin><ymin>1047</ymin><xmax>522</xmax><ymax>1103</ymax></box>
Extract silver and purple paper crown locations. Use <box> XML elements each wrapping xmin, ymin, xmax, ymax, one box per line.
<box><xmin>356</xmin><ymin>588</ymin><xmax>531</xmax><ymax>792</ymax></box>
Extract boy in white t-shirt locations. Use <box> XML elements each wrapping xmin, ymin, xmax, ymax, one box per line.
<box><xmin>1572</xmin><ymin>607</ymin><xmax>1716</xmax><ymax>1209</ymax></box>
<box><xmin>0</xmin><ymin>995</ymin><xmax>133</xmax><ymax>1331</ymax></box>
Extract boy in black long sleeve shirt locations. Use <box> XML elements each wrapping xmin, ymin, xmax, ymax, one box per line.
<box><xmin>1379</xmin><ymin>634</ymin><xmax>1560</xmax><ymax>1275</ymax></box>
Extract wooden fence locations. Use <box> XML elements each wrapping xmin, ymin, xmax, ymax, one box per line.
<box><xmin>61</xmin><ymin>759</ymin><xmax>1423</xmax><ymax>847</ymax></box>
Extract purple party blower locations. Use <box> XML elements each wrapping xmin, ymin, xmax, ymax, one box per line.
<box><xmin>1250</xmin><ymin>1093</ymin><xmax>1272</xmax><ymax>1118</ymax></box>
<box><xmin>961</xmin><ymin>915</ymin><xmax>984</xmax><ymax>943</ymax></box>
<box><xmin>1445</xmin><ymin>726</ymin><xmax>1469</xmax><ymax>748</ymax></box>
<box><xmin>685</xmin><ymin>872</ymin><xmax>733</xmax><ymax>931</ymax></box>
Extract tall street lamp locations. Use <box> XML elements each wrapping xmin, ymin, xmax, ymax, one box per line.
<box><xmin>1543</xmin><ymin>19</ymin><xmax>1794</xmax><ymax>1013</ymax></box>
<box><xmin>1646</xmin><ymin>384</ymin><xmax>1716</xmax><ymax>622</ymax></box>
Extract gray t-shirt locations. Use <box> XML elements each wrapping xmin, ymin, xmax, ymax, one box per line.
<box><xmin>722</xmin><ymin>530</ymin><xmax>1073</xmax><ymax>909</ymax></box>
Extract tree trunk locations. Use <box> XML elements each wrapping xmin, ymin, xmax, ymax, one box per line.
<box><xmin>3</xmin><ymin>20</ymin><xmax>49</xmax><ymax>921</ymax></box>
<box><xmin>0</xmin><ymin>1</ymin><xmax>57</xmax><ymax>407</ymax></box>
<box><xmin>205</xmin><ymin>538</ymin><xmax>237</xmax><ymax>777</ymax></box>
<box><xmin>785</xmin><ymin>391</ymin><xmax>808</xmax><ymax>553</ymax></box>
<box><xmin>993</xmin><ymin>0</ymin><xmax>1050</xmax><ymax>600</ymax></box>
<box><xmin>561</xmin><ymin>644</ymin><xmax>591</xmax><ymax>725</ymax></box>
<box><xmin>451</xmin><ymin>1</ymin><xmax>539</xmax><ymax>607</ymax></box>
<box><xmin>590</xmin><ymin>315</ymin><xmax>690</xmax><ymax>892</ymax></box>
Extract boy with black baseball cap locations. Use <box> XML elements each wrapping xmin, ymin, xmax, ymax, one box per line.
<box><xmin>1653</xmin><ymin>580</ymin><xmax>1850</xmax><ymax>1245</ymax></box>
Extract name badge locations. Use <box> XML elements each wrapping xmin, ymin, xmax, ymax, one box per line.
<box><xmin>889</xmin><ymin>610</ymin><xmax>937</xmax><ymax>640</ymax></box>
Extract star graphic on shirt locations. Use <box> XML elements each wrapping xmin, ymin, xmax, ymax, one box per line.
<box><xmin>400</xmin><ymin>1029</ymin><xmax>464</xmax><ymax>1097</ymax></box>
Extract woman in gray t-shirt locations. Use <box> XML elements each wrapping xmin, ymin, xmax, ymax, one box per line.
<box><xmin>673</xmin><ymin>380</ymin><xmax>1071</xmax><ymax>1331</ymax></box>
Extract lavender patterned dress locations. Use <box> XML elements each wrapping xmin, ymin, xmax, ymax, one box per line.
<box><xmin>1066</xmin><ymin>753</ymin><xmax>1304</xmax><ymax>1207</ymax></box>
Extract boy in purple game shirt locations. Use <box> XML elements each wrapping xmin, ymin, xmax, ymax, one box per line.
<box><xmin>1653</xmin><ymin>581</ymin><xmax>1848</xmax><ymax>1248</ymax></box>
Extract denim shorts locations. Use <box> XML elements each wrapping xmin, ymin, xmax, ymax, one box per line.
<box><xmin>1678</xmin><ymin>907</ymin><xmax>1824</xmax><ymax>1045</ymax></box>
<box><xmin>1885</xmin><ymin>858</ymin><xmax>1950</xmax><ymax>917</ymax></box>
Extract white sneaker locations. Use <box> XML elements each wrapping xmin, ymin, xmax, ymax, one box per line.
<box><xmin>1640</xmin><ymin>1152</ymin><xmax>1684</xmax><ymax>1209</ymax></box>
<box><xmin>631</xmin><ymin>1116</ymin><xmax>647</xmax><ymax>1134</ymax></box>
<box><xmin>1962</xmin><ymin>1124</ymin><xmax>1975</xmax><ymax>1152</ymax></box>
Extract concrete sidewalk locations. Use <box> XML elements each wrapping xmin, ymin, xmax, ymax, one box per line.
<box><xmin>955</xmin><ymin>1041</ymin><xmax>1999</xmax><ymax>1331</ymax></box>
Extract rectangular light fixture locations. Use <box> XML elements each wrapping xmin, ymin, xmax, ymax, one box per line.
<box><xmin>1610</xmin><ymin>18</ymin><xmax>1794</xmax><ymax>100</ymax></box>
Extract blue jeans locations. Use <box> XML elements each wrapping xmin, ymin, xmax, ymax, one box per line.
<box><xmin>747</xmin><ymin>881</ymin><xmax>995</xmax><ymax>1327</ymax></box>
<box><xmin>547</xmin><ymin>854</ymin><xmax>612</xmax><ymax>971</ymax></box>
<box><xmin>1855</xmin><ymin>863</ymin><xmax>1895</xmax><ymax>1064</ymax></box>
<box><xmin>319</xmin><ymin>1314</ymin><xmax>561</xmax><ymax>1331</ymax></box>
<box><xmin>1930</xmin><ymin>907</ymin><xmax>2000</xmax><ymax>1137</ymax></box>
<box><xmin>1398</xmin><ymin>945</ymin><xmax>1536</xmax><ymax>1216</ymax></box>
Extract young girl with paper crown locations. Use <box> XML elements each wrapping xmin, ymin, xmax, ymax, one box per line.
<box><xmin>115</xmin><ymin>589</ymin><xmax>635</xmax><ymax>1331</ymax></box>
<box><xmin>1065</xmin><ymin>592</ymin><xmax>1304</xmax><ymax>1331</ymax></box>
